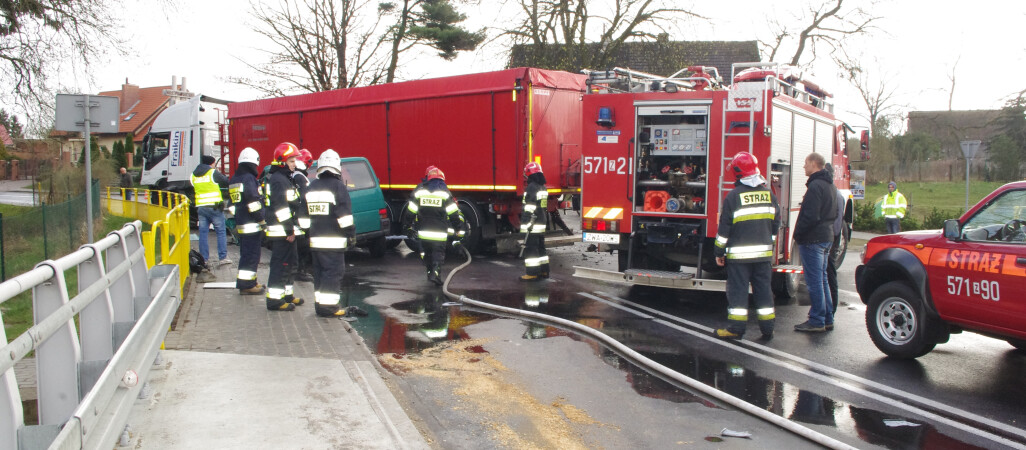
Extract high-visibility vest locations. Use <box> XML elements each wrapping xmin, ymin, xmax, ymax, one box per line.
<box><xmin>190</xmin><ymin>168</ymin><xmax>223</xmax><ymax>207</ymax></box>
<box><xmin>882</xmin><ymin>191</ymin><xmax>907</xmax><ymax>219</ymax></box>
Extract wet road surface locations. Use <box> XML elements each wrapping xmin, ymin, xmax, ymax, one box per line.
<box><xmin>339</xmin><ymin>237</ymin><xmax>1026</xmax><ymax>449</ymax></box>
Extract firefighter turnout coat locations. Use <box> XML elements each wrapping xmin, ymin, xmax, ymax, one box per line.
<box><xmin>407</xmin><ymin>179</ymin><xmax>463</xmax><ymax>243</ymax></box>
<box><xmin>714</xmin><ymin>182</ymin><xmax>780</xmax><ymax>263</ymax></box>
<box><xmin>263</xmin><ymin>166</ymin><xmax>300</xmax><ymax>239</ymax></box>
<box><xmin>304</xmin><ymin>173</ymin><xmax>355</xmax><ymax>250</ymax></box>
<box><xmin>519</xmin><ymin>177</ymin><xmax>548</xmax><ymax>234</ymax></box>
<box><xmin>228</xmin><ymin>163</ymin><xmax>265</xmax><ymax>235</ymax></box>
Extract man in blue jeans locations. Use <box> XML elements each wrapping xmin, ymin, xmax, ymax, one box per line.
<box><xmin>191</xmin><ymin>155</ymin><xmax>232</xmax><ymax>266</ymax></box>
<box><xmin>794</xmin><ymin>153</ymin><xmax>837</xmax><ymax>332</ymax></box>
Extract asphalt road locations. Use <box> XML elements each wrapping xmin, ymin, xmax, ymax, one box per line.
<box><xmin>339</xmin><ymin>233</ymin><xmax>1026</xmax><ymax>449</ymax></box>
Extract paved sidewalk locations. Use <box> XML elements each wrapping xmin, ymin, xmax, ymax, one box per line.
<box><xmin>127</xmin><ymin>235</ymin><xmax>429</xmax><ymax>449</ymax></box>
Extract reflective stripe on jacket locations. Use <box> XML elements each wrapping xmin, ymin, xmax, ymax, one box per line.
<box><xmin>305</xmin><ymin>174</ymin><xmax>354</xmax><ymax>250</ymax></box>
<box><xmin>882</xmin><ymin>191</ymin><xmax>907</xmax><ymax>219</ymax></box>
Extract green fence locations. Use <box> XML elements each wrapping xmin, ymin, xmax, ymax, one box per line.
<box><xmin>0</xmin><ymin>180</ymin><xmax>101</xmax><ymax>281</ymax></box>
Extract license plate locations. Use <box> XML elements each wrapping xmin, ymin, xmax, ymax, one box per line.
<box><xmin>583</xmin><ymin>232</ymin><xmax>619</xmax><ymax>244</ymax></box>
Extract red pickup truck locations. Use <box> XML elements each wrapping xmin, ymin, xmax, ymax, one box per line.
<box><xmin>856</xmin><ymin>181</ymin><xmax>1026</xmax><ymax>358</ymax></box>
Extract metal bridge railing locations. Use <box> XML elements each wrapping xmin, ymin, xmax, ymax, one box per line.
<box><xmin>103</xmin><ymin>187</ymin><xmax>191</xmax><ymax>294</ymax></box>
<box><xmin>0</xmin><ymin>221</ymin><xmax>180</xmax><ymax>450</ymax></box>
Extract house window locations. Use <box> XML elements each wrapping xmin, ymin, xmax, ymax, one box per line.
<box><xmin>123</xmin><ymin>112</ymin><xmax>137</xmax><ymax>121</ymax></box>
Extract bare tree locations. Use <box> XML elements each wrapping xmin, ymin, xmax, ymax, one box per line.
<box><xmin>834</xmin><ymin>51</ymin><xmax>900</xmax><ymax>139</ymax></box>
<box><xmin>499</xmin><ymin>0</ymin><xmax>701</xmax><ymax>72</ymax></box>
<box><xmin>761</xmin><ymin>0</ymin><xmax>879</xmax><ymax>66</ymax></box>
<box><xmin>0</xmin><ymin>0</ymin><xmax>131</xmax><ymax>130</ymax></box>
<box><xmin>230</xmin><ymin>0</ymin><xmax>393</xmax><ymax>97</ymax></box>
<box><xmin>947</xmin><ymin>55</ymin><xmax>960</xmax><ymax>111</ymax></box>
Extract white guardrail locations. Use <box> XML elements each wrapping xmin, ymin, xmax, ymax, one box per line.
<box><xmin>0</xmin><ymin>221</ymin><xmax>180</xmax><ymax>450</ymax></box>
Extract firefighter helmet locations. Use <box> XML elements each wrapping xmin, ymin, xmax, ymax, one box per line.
<box><xmin>238</xmin><ymin>147</ymin><xmax>259</xmax><ymax>166</ymax></box>
<box><xmin>316</xmin><ymin>149</ymin><xmax>341</xmax><ymax>176</ymax></box>
<box><xmin>425</xmin><ymin>166</ymin><xmax>445</xmax><ymax>181</ymax></box>
<box><xmin>272</xmin><ymin>142</ymin><xmax>299</xmax><ymax>165</ymax></box>
<box><xmin>727</xmin><ymin>152</ymin><xmax>759</xmax><ymax>178</ymax></box>
<box><xmin>296</xmin><ymin>148</ymin><xmax>313</xmax><ymax>171</ymax></box>
<box><xmin>524</xmin><ymin>162</ymin><xmax>543</xmax><ymax>177</ymax></box>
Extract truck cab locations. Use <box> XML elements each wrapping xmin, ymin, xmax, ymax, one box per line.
<box><xmin>139</xmin><ymin>95</ymin><xmax>229</xmax><ymax>191</ymax></box>
<box><xmin>856</xmin><ymin>181</ymin><xmax>1026</xmax><ymax>358</ymax></box>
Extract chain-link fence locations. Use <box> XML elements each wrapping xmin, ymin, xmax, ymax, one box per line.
<box><xmin>0</xmin><ymin>180</ymin><xmax>101</xmax><ymax>280</ymax></box>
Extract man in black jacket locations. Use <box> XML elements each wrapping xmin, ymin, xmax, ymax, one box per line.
<box><xmin>262</xmin><ymin>142</ymin><xmax>305</xmax><ymax>311</ymax></box>
<box><xmin>713</xmin><ymin>152</ymin><xmax>780</xmax><ymax>340</ymax></box>
<box><xmin>228</xmin><ymin>148</ymin><xmax>265</xmax><ymax>295</ymax></box>
<box><xmin>793</xmin><ymin>153</ymin><xmax>838</xmax><ymax>332</ymax></box>
<box><xmin>304</xmin><ymin>149</ymin><xmax>355</xmax><ymax>317</ymax></box>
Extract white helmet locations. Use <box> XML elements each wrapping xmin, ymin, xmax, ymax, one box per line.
<box><xmin>316</xmin><ymin>149</ymin><xmax>341</xmax><ymax>176</ymax></box>
<box><xmin>238</xmin><ymin>147</ymin><xmax>259</xmax><ymax>166</ymax></box>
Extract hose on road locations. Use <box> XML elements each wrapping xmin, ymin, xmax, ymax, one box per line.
<box><xmin>441</xmin><ymin>246</ymin><xmax>857</xmax><ymax>450</ymax></box>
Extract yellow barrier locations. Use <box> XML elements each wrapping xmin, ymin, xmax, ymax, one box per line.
<box><xmin>104</xmin><ymin>187</ymin><xmax>191</xmax><ymax>294</ymax></box>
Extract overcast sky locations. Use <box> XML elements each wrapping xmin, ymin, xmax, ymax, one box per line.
<box><xmin>88</xmin><ymin>0</ymin><xmax>1025</xmax><ymax>132</ymax></box>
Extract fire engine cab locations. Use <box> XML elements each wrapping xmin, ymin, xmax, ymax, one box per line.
<box><xmin>574</xmin><ymin>63</ymin><xmax>856</xmax><ymax>297</ymax></box>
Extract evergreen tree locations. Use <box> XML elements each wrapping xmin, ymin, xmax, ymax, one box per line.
<box><xmin>78</xmin><ymin>138</ymin><xmax>102</xmax><ymax>166</ymax></box>
<box><xmin>112</xmin><ymin>140</ymin><xmax>127</xmax><ymax>169</ymax></box>
<box><xmin>0</xmin><ymin>109</ymin><xmax>24</xmax><ymax>139</ymax></box>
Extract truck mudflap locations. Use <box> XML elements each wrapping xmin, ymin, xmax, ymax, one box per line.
<box><xmin>573</xmin><ymin>264</ymin><xmax>803</xmax><ymax>292</ymax></box>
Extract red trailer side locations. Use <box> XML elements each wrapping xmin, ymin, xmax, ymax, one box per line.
<box><xmin>227</xmin><ymin>68</ymin><xmax>586</xmax><ymax>251</ymax></box>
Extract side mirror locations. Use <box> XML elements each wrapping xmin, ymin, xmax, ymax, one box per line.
<box><xmin>943</xmin><ymin>219</ymin><xmax>960</xmax><ymax>240</ymax></box>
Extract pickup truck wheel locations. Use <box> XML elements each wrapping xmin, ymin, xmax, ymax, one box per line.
<box><xmin>866</xmin><ymin>281</ymin><xmax>937</xmax><ymax>359</ymax></box>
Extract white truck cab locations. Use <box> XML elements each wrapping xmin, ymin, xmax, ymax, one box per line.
<box><xmin>139</xmin><ymin>95</ymin><xmax>230</xmax><ymax>190</ymax></box>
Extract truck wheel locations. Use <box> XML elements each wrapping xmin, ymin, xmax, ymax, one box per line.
<box><xmin>831</xmin><ymin>225</ymin><xmax>849</xmax><ymax>268</ymax></box>
<box><xmin>457</xmin><ymin>200</ymin><xmax>483</xmax><ymax>253</ymax></box>
<box><xmin>772</xmin><ymin>243</ymin><xmax>801</xmax><ymax>300</ymax></box>
<box><xmin>385</xmin><ymin>202</ymin><xmax>403</xmax><ymax>249</ymax></box>
<box><xmin>866</xmin><ymin>281</ymin><xmax>938</xmax><ymax>359</ymax></box>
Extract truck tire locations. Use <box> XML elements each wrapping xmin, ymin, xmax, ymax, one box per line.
<box><xmin>772</xmin><ymin>246</ymin><xmax>800</xmax><ymax>300</ymax></box>
<box><xmin>457</xmin><ymin>200</ymin><xmax>483</xmax><ymax>254</ymax></box>
<box><xmin>831</xmin><ymin>225</ymin><xmax>849</xmax><ymax>268</ymax></box>
<box><xmin>866</xmin><ymin>281</ymin><xmax>938</xmax><ymax>359</ymax></box>
<box><xmin>385</xmin><ymin>202</ymin><xmax>403</xmax><ymax>250</ymax></box>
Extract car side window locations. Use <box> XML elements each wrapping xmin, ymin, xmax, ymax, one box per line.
<box><xmin>962</xmin><ymin>189</ymin><xmax>1026</xmax><ymax>242</ymax></box>
<box><xmin>339</xmin><ymin>161</ymin><xmax>377</xmax><ymax>191</ymax></box>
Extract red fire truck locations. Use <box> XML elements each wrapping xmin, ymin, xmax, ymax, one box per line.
<box><xmin>574</xmin><ymin>63</ymin><xmax>862</xmax><ymax>297</ymax></box>
<box><xmin>224</xmin><ymin>68</ymin><xmax>587</xmax><ymax>252</ymax></box>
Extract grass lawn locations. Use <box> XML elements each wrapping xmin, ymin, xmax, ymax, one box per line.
<box><xmin>1</xmin><ymin>213</ymin><xmax>137</xmax><ymax>346</ymax></box>
<box><xmin>857</xmin><ymin>180</ymin><xmax>1010</xmax><ymax>222</ymax></box>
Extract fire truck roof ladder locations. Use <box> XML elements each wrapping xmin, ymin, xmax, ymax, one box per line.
<box><xmin>584</xmin><ymin>67</ymin><xmax>718</xmax><ymax>93</ymax></box>
<box><xmin>730</xmin><ymin>62</ymin><xmax>833</xmax><ymax>113</ymax></box>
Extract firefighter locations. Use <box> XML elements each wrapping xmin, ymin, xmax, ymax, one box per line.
<box><xmin>406</xmin><ymin>166</ymin><xmax>465</xmax><ymax>286</ymax></box>
<box><xmin>190</xmin><ymin>154</ymin><xmax>231</xmax><ymax>266</ymax></box>
<box><xmin>228</xmin><ymin>147</ymin><xmax>266</xmax><ymax>295</ymax></box>
<box><xmin>262</xmin><ymin>142</ymin><xmax>305</xmax><ymax>311</ymax></box>
<box><xmin>293</xmin><ymin>148</ymin><xmax>314</xmax><ymax>282</ymax></box>
<box><xmin>713</xmin><ymin>152</ymin><xmax>780</xmax><ymax>340</ymax></box>
<box><xmin>305</xmin><ymin>149</ymin><xmax>355</xmax><ymax>317</ymax></box>
<box><xmin>882</xmin><ymin>181</ymin><xmax>907</xmax><ymax>234</ymax></box>
<box><xmin>519</xmin><ymin>162</ymin><xmax>549</xmax><ymax>281</ymax></box>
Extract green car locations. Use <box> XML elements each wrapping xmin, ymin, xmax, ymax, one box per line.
<box><xmin>338</xmin><ymin>157</ymin><xmax>391</xmax><ymax>257</ymax></box>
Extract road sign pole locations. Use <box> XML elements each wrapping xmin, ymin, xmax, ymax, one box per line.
<box><xmin>960</xmin><ymin>140</ymin><xmax>982</xmax><ymax>213</ymax></box>
<box><xmin>84</xmin><ymin>94</ymin><xmax>93</xmax><ymax>243</ymax></box>
<box><xmin>965</xmin><ymin>158</ymin><xmax>970</xmax><ymax>212</ymax></box>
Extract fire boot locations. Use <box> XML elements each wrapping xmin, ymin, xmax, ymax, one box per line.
<box><xmin>427</xmin><ymin>266</ymin><xmax>443</xmax><ymax>286</ymax></box>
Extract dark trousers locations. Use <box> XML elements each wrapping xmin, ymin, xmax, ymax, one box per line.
<box><xmin>236</xmin><ymin>232</ymin><xmax>262</xmax><ymax>289</ymax></box>
<box><xmin>886</xmin><ymin>217</ymin><xmax>901</xmax><ymax>234</ymax></box>
<box><xmin>725</xmin><ymin>260</ymin><xmax>774</xmax><ymax>335</ymax></box>
<box><xmin>313</xmin><ymin>250</ymin><xmax>345</xmax><ymax>308</ymax></box>
<box><xmin>523</xmin><ymin>234</ymin><xmax>549</xmax><ymax>276</ymax></box>
<box><xmin>827</xmin><ymin>233</ymin><xmax>840</xmax><ymax>313</ymax></box>
<box><xmin>420</xmin><ymin>240</ymin><xmax>446</xmax><ymax>272</ymax></box>
<box><xmin>297</xmin><ymin>234</ymin><xmax>313</xmax><ymax>273</ymax></box>
<box><xmin>266</xmin><ymin>238</ymin><xmax>297</xmax><ymax>302</ymax></box>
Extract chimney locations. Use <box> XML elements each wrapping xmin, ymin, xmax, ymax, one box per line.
<box><xmin>121</xmin><ymin>78</ymin><xmax>140</xmax><ymax>114</ymax></box>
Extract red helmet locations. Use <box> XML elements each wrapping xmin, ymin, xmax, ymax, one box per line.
<box><xmin>727</xmin><ymin>152</ymin><xmax>759</xmax><ymax>179</ymax></box>
<box><xmin>273</xmin><ymin>142</ymin><xmax>299</xmax><ymax>165</ymax></box>
<box><xmin>524</xmin><ymin>162</ymin><xmax>543</xmax><ymax>177</ymax></box>
<box><xmin>296</xmin><ymin>148</ymin><xmax>313</xmax><ymax>169</ymax></box>
<box><xmin>425</xmin><ymin>165</ymin><xmax>445</xmax><ymax>181</ymax></box>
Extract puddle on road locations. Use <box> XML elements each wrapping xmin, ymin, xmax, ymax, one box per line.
<box><xmin>344</xmin><ymin>281</ymin><xmax>989</xmax><ymax>449</ymax></box>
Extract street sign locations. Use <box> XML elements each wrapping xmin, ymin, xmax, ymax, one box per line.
<box><xmin>55</xmin><ymin>94</ymin><xmax>119</xmax><ymax>133</ymax></box>
<box><xmin>960</xmin><ymin>139</ymin><xmax>982</xmax><ymax>159</ymax></box>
